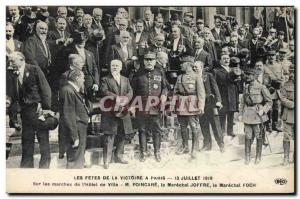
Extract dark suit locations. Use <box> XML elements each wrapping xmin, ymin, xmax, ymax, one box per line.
<box><xmin>203</xmin><ymin>40</ymin><xmax>218</xmax><ymax>65</ymax></box>
<box><xmin>100</xmin><ymin>75</ymin><xmax>133</xmax><ymax>164</ymax></box>
<box><xmin>248</xmin><ymin>39</ymin><xmax>265</xmax><ymax>67</ymax></box>
<box><xmin>59</xmin><ymin>83</ymin><xmax>89</xmax><ymax>169</ymax></box>
<box><xmin>23</xmin><ymin>34</ymin><xmax>52</xmax><ymax>76</ymax></box>
<box><xmin>167</xmin><ymin>36</ymin><xmax>193</xmax><ymax>70</ymax></box>
<box><xmin>148</xmin><ymin>27</ymin><xmax>167</xmax><ymax>46</ymax></box>
<box><xmin>199</xmin><ymin>72</ymin><xmax>224</xmax><ymax>149</ymax></box>
<box><xmin>110</xmin><ymin>43</ymin><xmax>137</xmax><ymax>77</ymax></box>
<box><xmin>214</xmin><ymin>65</ymin><xmax>239</xmax><ymax>136</ymax></box>
<box><xmin>59</xmin><ymin>45</ymin><xmax>99</xmax><ymax>92</ymax></box>
<box><xmin>211</xmin><ymin>27</ymin><xmax>226</xmax><ymax>58</ymax></box>
<box><xmin>229</xmin><ymin>44</ymin><xmax>243</xmax><ymax>57</ymax></box>
<box><xmin>194</xmin><ymin>49</ymin><xmax>213</xmax><ymax>71</ymax></box>
<box><xmin>7</xmin><ymin>64</ymin><xmax>52</xmax><ymax>168</ymax></box>
<box><xmin>143</xmin><ymin>20</ymin><xmax>154</xmax><ymax>32</ymax></box>
<box><xmin>132</xmin><ymin>31</ymin><xmax>150</xmax><ymax>58</ymax></box>
<box><xmin>47</xmin><ymin>29</ymin><xmax>71</xmax><ymax>62</ymax></box>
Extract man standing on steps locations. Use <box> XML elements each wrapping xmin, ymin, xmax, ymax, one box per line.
<box><xmin>194</xmin><ymin>61</ymin><xmax>224</xmax><ymax>153</ymax></box>
<box><xmin>131</xmin><ymin>52</ymin><xmax>168</xmax><ymax>162</ymax></box>
<box><xmin>174</xmin><ymin>57</ymin><xmax>205</xmax><ymax>159</ymax></box>
<box><xmin>278</xmin><ymin>65</ymin><xmax>294</xmax><ymax>166</ymax></box>
<box><xmin>100</xmin><ymin>59</ymin><xmax>133</xmax><ymax>169</ymax></box>
<box><xmin>241</xmin><ymin>67</ymin><xmax>272</xmax><ymax>165</ymax></box>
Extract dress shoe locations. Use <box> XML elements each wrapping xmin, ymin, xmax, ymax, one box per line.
<box><xmin>139</xmin><ymin>152</ymin><xmax>146</xmax><ymax>162</ymax></box>
<box><xmin>191</xmin><ymin>151</ymin><xmax>197</xmax><ymax>159</ymax></box>
<box><xmin>176</xmin><ymin>146</ymin><xmax>189</xmax><ymax>155</ymax></box>
<box><xmin>219</xmin><ymin>146</ymin><xmax>225</xmax><ymax>153</ymax></box>
<box><xmin>154</xmin><ymin>153</ymin><xmax>161</xmax><ymax>162</ymax></box>
<box><xmin>58</xmin><ymin>154</ymin><xmax>65</xmax><ymax>159</ymax></box>
<box><xmin>199</xmin><ymin>145</ymin><xmax>212</xmax><ymax>152</ymax></box>
<box><xmin>103</xmin><ymin>163</ymin><xmax>109</xmax><ymax>169</ymax></box>
<box><xmin>145</xmin><ymin>150</ymin><xmax>151</xmax><ymax>157</ymax></box>
<box><xmin>114</xmin><ymin>157</ymin><xmax>129</xmax><ymax>164</ymax></box>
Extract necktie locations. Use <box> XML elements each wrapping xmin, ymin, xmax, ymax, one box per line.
<box><xmin>18</xmin><ymin>71</ymin><xmax>23</xmax><ymax>86</ymax></box>
<box><xmin>60</xmin><ymin>31</ymin><xmax>65</xmax><ymax>39</ymax></box>
<box><xmin>122</xmin><ymin>45</ymin><xmax>128</xmax><ymax>60</ymax></box>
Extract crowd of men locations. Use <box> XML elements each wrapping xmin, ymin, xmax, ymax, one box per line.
<box><xmin>6</xmin><ymin>6</ymin><xmax>295</xmax><ymax>169</ymax></box>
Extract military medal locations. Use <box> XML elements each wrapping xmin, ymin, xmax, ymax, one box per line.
<box><xmin>153</xmin><ymin>84</ymin><xmax>158</xmax><ymax>89</ymax></box>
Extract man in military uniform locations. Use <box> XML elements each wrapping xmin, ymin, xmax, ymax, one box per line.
<box><xmin>241</xmin><ymin>67</ymin><xmax>272</xmax><ymax>165</ymax></box>
<box><xmin>264</xmin><ymin>50</ymin><xmax>285</xmax><ymax>132</ymax></box>
<box><xmin>278</xmin><ymin>65</ymin><xmax>294</xmax><ymax>166</ymax></box>
<box><xmin>173</xmin><ymin>57</ymin><xmax>205</xmax><ymax>159</ymax></box>
<box><xmin>131</xmin><ymin>52</ymin><xmax>168</xmax><ymax>162</ymax></box>
<box><xmin>194</xmin><ymin>61</ymin><xmax>224</xmax><ymax>153</ymax></box>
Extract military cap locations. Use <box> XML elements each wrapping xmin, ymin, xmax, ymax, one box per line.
<box><xmin>170</xmin><ymin>13</ymin><xmax>179</xmax><ymax>21</ymax></box>
<box><xmin>244</xmin><ymin>24</ymin><xmax>250</xmax><ymax>28</ymax></box>
<box><xmin>267</xmin><ymin>50</ymin><xmax>277</xmax><ymax>55</ymax></box>
<box><xmin>214</xmin><ymin>14</ymin><xmax>225</xmax><ymax>21</ymax></box>
<box><xmin>244</xmin><ymin>67</ymin><xmax>259</xmax><ymax>75</ymax></box>
<box><xmin>196</xmin><ymin>19</ymin><xmax>204</xmax><ymax>24</ymax></box>
<box><xmin>184</xmin><ymin>12</ymin><xmax>194</xmax><ymax>18</ymax></box>
<box><xmin>230</xmin><ymin>57</ymin><xmax>240</xmax><ymax>67</ymax></box>
<box><xmin>278</xmin><ymin>30</ymin><xmax>285</xmax><ymax>35</ymax></box>
<box><xmin>144</xmin><ymin>52</ymin><xmax>156</xmax><ymax>59</ymax></box>
<box><xmin>180</xmin><ymin>56</ymin><xmax>195</xmax><ymax>63</ymax></box>
<box><xmin>93</xmin><ymin>29</ymin><xmax>105</xmax><ymax>39</ymax></box>
<box><xmin>279</xmin><ymin>48</ymin><xmax>288</xmax><ymax>54</ymax></box>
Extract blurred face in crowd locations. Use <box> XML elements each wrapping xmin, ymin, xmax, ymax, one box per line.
<box><xmin>278</xmin><ymin>52</ymin><xmax>286</xmax><ymax>61</ymax></box>
<box><xmin>120</xmin><ymin>31</ymin><xmax>130</xmax><ymax>45</ymax></box>
<box><xmin>157</xmin><ymin>52</ymin><xmax>168</xmax><ymax>65</ymax></box>
<box><xmin>36</xmin><ymin>22</ymin><xmax>48</xmax><ymax>39</ymax></box>
<box><xmin>258</xmin><ymin>26</ymin><xmax>263</xmax><ymax>35</ymax></box>
<box><xmin>184</xmin><ymin>15</ymin><xmax>193</xmax><ymax>23</ymax></box>
<box><xmin>203</xmin><ymin>29</ymin><xmax>211</xmax><ymax>40</ymax></box>
<box><xmin>57</xmin><ymin>7</ymin><xmax>67</xmax><ymax>19</ymax></box>
<box><xmin>244</xmin><ymin>71</ymin><xmax>256</xmax><ymax>83</ymax></box>
<box><xmin>196</xmin><ymin>21</ymin><xmax>204</xmax><ymax>31</ymax></box>
<box><xmin>230</xmin><ymin>36</ymin><xmax>238</xmax><ymax>47</ymax></box>
<box><xmin>144</xmin><ymin>56</ymin><xmax>156</xmax><ymax>70</ymax></box>
<box><xmin>144</xmin><ymin>10</ymin><xmax>152</xmax><ymax>21</ymax></box>
<box><xmin>76</xmin><ymin>9</ymin><xmax>84</xmax><ymax>18</ymax></box>
<box><xmin>93</xmin><ymin>8</ymin><xmax>103</xmax><ymax>22</ymax></box>
<box><xmin>6</xmin><ymin>24</ymin><xmax>14</xmax><ymax>40</ymax></box>
<box><xmin>278</xmin><ymin>34</ymin><xmax>284</xmax><ymax>40</ymax></box>
<box><xmin>115</xmin><ymin>14</ymin><xmax>123</xmax><ymax>25</ymax></box>
<box><xmin>118</xmin><ymin>19</ymin><xmax>128</xmax><ymax>31</ymax></box>
<box><xmin>221</xmin><ymin>46</ymin><xmax>230</xmax><ymax>55</ymax></box>
<box><xmin>267</xmin><ymin>54</ymin><xmax>276</xmax><ymax>63</ymax></box>
<box><xmin>239</xmin><ymin>27</ymin><xmax>246</xmax><ymax>36</ymax></box>
<box><xmin>193</xmin><ymin>61</ymin><xmax>203</xmax><ymax>74</ymax></box>
<box><xmin>232</xmin><ymin>24</ymin><xmax>239</xmax><ymax>32</ymax></box>
<box><xmin>214</xmin><ymin>18</ymin><xmax>221</xmax><ymax>28</ymax></box>
<box><xmin>136</xmin><ymin>21</ymin><xmax>144</xmax><ymax>33</ymax></box>
<box><xmin>8</xmin><ymin>53</ymin><xmax>25</xmax><ymax>69</ymax></box>
<box><xmin>72</xmin><ymin>56</ymin><xmax>84</xmax><ymax>70</ymax></box>
<box><xmin>56</xmin><ymin>17</ymin><xmax>67</xmax><ymax>31</ymax></box>
<box><xmin>255</xmin><ymin>61</ymin><xmax>264</xmax><ymax>72</ymax></box>
<box><xmin>220</xmin><ymin>54</ymin><xmax>230</xmax><ymax>66</ymax></box>
<box><xmin>280</xmin><ymin>7</ymin><xmax>286</xmax><ymax>14</ymax></box>
<box><xmin>117</xmin><ymin>8</ymin><xmax>127</xmax><ymax>17</ymax></box>
<box><xmin>76</xmin><ymin>72</ymin><xmax>85</xmax><ymax>88</ymax></box>
<box><xmin>8</xmin><ymin>6</ymin><xmax>19</xmax><ymax>17</ymax></box>
<box><xmin>244</xmin><ymin>24</ymin><xmax>250</xmax><ymax>32</ymax></box>
<box><xmin>110</xmin><ymin>60</ymin><xmax>122</xmax><ymax>74</ymax></box>
<box><xmin>194</xmin><ymin>37</ymin><xmax>204</xmax><ymax>49</ymax></box>
<box><xmin>252</xmin><ymin>29</ymin><xmax>259</xmax><ymax>39</ymax></box>
<box><xmin>154</xmin><ymin>17</ymin><xmax>164</xmax><ymax>28</ymax></box>
<box><xmin>155</xmin><ymin>36</ymin><xmax>165</xmax><ymax>47</ymax></box>
<box><xmin>83</xmin><ymin>14</ymin><xmax>93</xmax><ymax>27</ymax></box>
<box><xmin>172</xmin><ymin>27</ymin><xmax>180</xmax><ymax>39</ymax></box>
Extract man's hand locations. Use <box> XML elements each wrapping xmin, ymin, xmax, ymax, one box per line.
<box><xmin>216</xmin><ymin>102</ymin><xmax>223</xmax><ymax>109</ymax></box>
<box><xmin>43</xmin><ymin>110</ymin><xmax>55</xmax><ymax>117</ymax></box>
<box><xmin>128</xmin><ymin>106</ymin><xmax>136</xmax><ymax>117</ymax></box>
<box><xmin>258</xmin><ymin>109</ymin><xmax>264</xmax><ymax>116</ymax></box>
<box><xmin>72</xmin><ymin>139</ymin><xmax>79</xmax><ymax>148</ymax></box>
<box><xmin>199</xmin><ymin>109</ymin><xmax>204</xmax><ymax>116</ymax></box>
<box><xmin>92</xmin><ymin>84</ymin><xmax>99</xmax><ymax>91</ymax></box>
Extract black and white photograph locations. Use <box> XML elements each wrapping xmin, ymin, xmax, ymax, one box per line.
<box><xmin>5</xmin><ymin>4</ymin><xmax>295</xmax><ymax>194</ymax></box>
